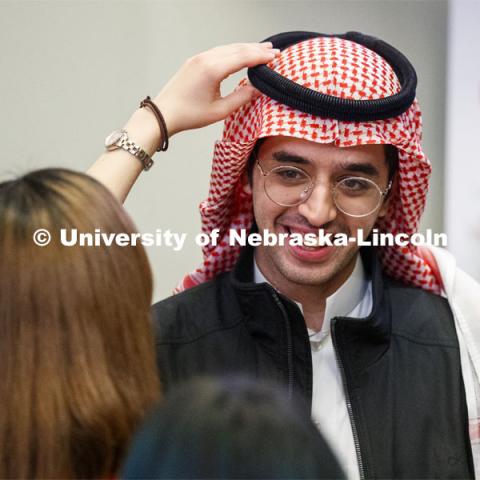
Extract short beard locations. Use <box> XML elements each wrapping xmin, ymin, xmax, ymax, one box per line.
<box><xmin>258</xmin><ymin>243</ymin><xmax>359</xmax><ymax>291</ymax></box>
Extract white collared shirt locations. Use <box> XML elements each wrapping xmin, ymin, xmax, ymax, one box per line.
<box><xmin>254</xmin><ymin>254</ymin><xmax>372</xmax><ymax>480</ymax></box>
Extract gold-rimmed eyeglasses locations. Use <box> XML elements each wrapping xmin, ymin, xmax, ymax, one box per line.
<box><xmin>256</xmin><ymin>159</ymin><xmax>392</xmax><ymax>218</ymax></box>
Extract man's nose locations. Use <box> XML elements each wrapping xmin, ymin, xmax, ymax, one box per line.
<box><xmin>297</xmin><ymin>183</ymin><xmax>337</xmax><ymax>227</ymax></box>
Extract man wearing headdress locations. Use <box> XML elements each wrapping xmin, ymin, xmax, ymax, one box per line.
<box><xmin>90</xmin><ymin>35</ymin><xmax>480</xmax><ymax>478</ymax></box>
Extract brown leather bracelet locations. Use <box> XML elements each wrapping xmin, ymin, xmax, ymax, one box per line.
<box><xmin>139</xmin><ymin>96</ymin><xmax>169</xmax><ymax>152</ymax></box>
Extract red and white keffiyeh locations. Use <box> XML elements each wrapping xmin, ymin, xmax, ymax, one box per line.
<box><xmin>176</xmin><ymin>36</ymin><xmax>442</xmax><ymax>295</ymax></box>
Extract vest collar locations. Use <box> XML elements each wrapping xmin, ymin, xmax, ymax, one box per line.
<box><xmin>230</xmin><ymin>245</ymin><xmax>392</xmax><ymax>349</ymax></box>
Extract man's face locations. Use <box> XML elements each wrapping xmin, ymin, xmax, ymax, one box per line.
<box><xmin>244</xmin><ymin>136</ymin><xmax>392</xmax><ymax>295</ymax></box>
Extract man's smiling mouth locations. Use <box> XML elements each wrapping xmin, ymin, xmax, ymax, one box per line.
<box><xmin>279</xmin><ymin>224</ymin><xmax>333</xmax><ymax>249</ymax></box>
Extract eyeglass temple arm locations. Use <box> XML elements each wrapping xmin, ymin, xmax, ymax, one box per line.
<box><xmin>256</xmin><ymin>158</ymin><xmax>268</xmax><ymax>176</ymax></box>
<box><xmin>383</xmin><ymin>180</ymin><xmax>393</xmax><ymax>196</ymax></box>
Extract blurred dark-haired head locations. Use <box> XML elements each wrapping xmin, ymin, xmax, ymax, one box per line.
<box><xmin>122</xmin><ymin>376</ymin><xmax>345</xmax><ymax>479</ymax></box>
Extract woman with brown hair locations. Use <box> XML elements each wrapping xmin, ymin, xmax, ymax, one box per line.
<box><xmin>0</xmin><ymin>43</ymin><xmax>282</xmax><ymax>479</ymax></box>
<box><xmin>0</xmin><ymin>168</ymin><xmax>160</xmax><ymax>479</ymax></box>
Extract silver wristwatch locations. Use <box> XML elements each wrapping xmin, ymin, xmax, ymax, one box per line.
<box><xmin>104</xmin><ymin>129</ymin><xmax>154</xmax><ymax>171</ymax></box>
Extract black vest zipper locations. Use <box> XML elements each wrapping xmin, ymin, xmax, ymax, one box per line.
<box><xmin>266</xmin><ymin>284</ymin><xmax>363</xmax><ymax>476</ymax></box>
<box><xmin>269</xmin><ymin>288</ymin><xmax>294</xmax><ymax>400</ymax></box>
<box><xmin>332</xmin><ymin>317</ymin><xmax>366</xmax><ymax>480</ymax></box>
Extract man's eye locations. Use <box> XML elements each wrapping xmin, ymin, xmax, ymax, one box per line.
<box><xmin>275</xmin><ymin>168</ymin><xmax>307</xmax><ymax>182</ymax></box>
<box><xmin>338</xmin><ymin>178</ymin><xmax>372</xmax><ymax>193</ymax></box>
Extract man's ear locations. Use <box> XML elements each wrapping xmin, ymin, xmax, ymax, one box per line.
<box><xmin>378</xmin><ymin>175</ymin><xmax>397</xmax><ymax>218</ymax></box>
<box><xmin>241</xmin><ymin>170</ymin><xmax>252</xmax><ymax>194</ymax></box>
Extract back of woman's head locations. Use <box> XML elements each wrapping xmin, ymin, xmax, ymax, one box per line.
<box><xmin>122</xmin><ymin>376</ymin><xmax>345</xmax><ymax>479</ymax></box>
<box><xmin>0</xmin><ymin>168</ymin><xmax>160</xmax><ymax>479</ymax></box>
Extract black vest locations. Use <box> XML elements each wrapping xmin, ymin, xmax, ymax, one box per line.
<box><xmin>152</xmin><ymin>247</ymin><xmax>474</xmax><ymax>479</ymax></box>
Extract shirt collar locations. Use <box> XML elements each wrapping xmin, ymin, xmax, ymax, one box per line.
<box><xmin>253</xmin><ymin>253</ymin><xmax>368</xmax><ymax>338</ymax></box>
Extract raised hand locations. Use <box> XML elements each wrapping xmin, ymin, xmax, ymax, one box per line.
<box><xmin>153</xmin><ymin>42</ymin><xmax>279</xmax><ymax>136</ymax></box>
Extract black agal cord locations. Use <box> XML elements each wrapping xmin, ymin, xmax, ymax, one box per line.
<box><xmin>247</xmin><ymin>31</ymin><xmax>417</xmax><ymax>121</ymax></box>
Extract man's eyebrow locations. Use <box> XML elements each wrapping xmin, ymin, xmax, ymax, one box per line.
<box><xmin>272</xmin><ymin>151</ymin><xmax>311</xmax><ymax>165</ymax></box>
<box><xmin>339</xmin><ymin>161</ymin><xmax>380</xmax><ymax>177</ymax></box>
<box><xmin>271</xmin><ymin>151</ymin><xmax>381</xmax><ymax>177</ymax></box>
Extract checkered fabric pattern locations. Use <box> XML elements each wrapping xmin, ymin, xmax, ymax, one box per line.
<box><xmin>176</xmin><ymin>36</ymin><xmax>441</xmax><ymax>295</ymax></box>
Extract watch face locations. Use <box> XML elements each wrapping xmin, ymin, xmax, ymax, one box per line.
<box><xmin>105</xmin><ymin>129</ymin><xmax>125</xmax><ymax>148</ymax></box>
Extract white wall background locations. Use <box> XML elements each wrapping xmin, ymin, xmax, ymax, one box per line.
<box><xmin>0</xmin><ymin>0</ymin><xmax>449</xmax><ymax>301</ymax></box>
<box><xmin>445</xmin><ymin>0</ymin><xmax>480</xmax><ymax>281</ymax></box>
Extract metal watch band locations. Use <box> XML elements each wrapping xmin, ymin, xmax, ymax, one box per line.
<box><xmin>119</xmin><ymin>136</ymin><xmax>154</xmax><ymax>171</ymax></box>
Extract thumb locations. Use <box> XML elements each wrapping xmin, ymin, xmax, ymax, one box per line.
<box><xmin>216</xmin><ymin>85</ymin><xmax>261</xmax><ymax>117</ymax></box>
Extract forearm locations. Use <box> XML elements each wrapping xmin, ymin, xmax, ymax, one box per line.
<box><xmin>87</xmin><ymin>107</ymin><xmax>163</xmax><ymax>203</ymax></box>
<box><xmin>87</xmin><ymin>42</ymin><xmax>277</xmax><ymax>204</ymax></box>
